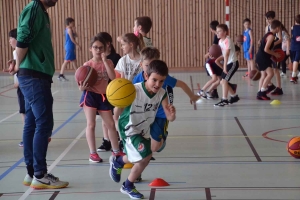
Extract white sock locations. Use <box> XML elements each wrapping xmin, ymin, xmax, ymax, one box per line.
<box><xmin>292</xmin><ymin>72</ymin><xmax>297</xmax><ymax>77</ymax></box>
<box><xmin>104</xmin><ymin>138</ymin><xmax>110</xmax><ymax>141</ymax></box>
<box><xmin>261</xmin><ymin>88</ymin><xmax>267</xmax><ymax>92</ymax></box>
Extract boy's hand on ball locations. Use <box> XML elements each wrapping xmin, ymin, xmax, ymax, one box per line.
<box><xmin>78</xmin><ymin>81</ymin><xmax>89</xmax><ymax>91</ymax></box>
<box><xmin>273</xmin><ymin>52</ymin><xmax>280</xmax><ymax>58</ymax></box>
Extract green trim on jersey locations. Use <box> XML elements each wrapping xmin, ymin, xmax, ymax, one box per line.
<box><xmin>142</xmin><ymin>82</ymin><xmax>155</xmax><ymax>98</ymax></box>
<box><xmin>118</xmin><ymin>105</ymin><xmax>132</xmax><ymax>139</ymax></box>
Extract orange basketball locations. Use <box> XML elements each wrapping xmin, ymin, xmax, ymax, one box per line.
<box><xmin>249</xmin><ymin>70</ymin><xmax>261</xmax><ymax>81</ymax></box>
<box><xmin>208</xmin><ymin>44</ymin><xmax>222</xmax><ymax>58</ymax></box>
<box><xmin>235</xmin><ymin>34</ymin><xmax>244</xmax><ymax>44</ymax></box>
<box><xmin>75</xmin><ymin>66</ymin><xmax>98</xmax><ymax>86</ymax></box>
<box><xmin>287</xmin><ymin>137</ymin><xmax>300</xmax><ymax>159</ymax></box>
<box><xmin>271</xmin><ymin>49</ymin><xmax>285</xmax><ymax>62</ymax></box>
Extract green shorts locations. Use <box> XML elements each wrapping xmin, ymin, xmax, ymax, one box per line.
<box><xmin>123</xmin><ymin>134</ymin><xmax>152</xmax><ymax>163</ymax></box>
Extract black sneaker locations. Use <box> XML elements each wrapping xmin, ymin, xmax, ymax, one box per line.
<box><xmin>214</xmin><ymin>99</ymin><xmax>229</xmax><ymax>107</ymax></box>
<box><xmin>270</xmin><ymin>87</ymin><xmax>283</xmax><ymax>95</ymax></box>
<box><xmin>257</xmin><ymin>91</ymin><xmax>271</xmax><ymax>100</ymax></box>
<box><xmin>58</xmin><ymin>74</ymin><xmax>69</xmax><ymax>82</ymax></box>
<box><xmin>266</xmin><ymin>84</ymin><xmax>276</xmax><ymax>94</ymax></box>
<box><xmin>228</xmin><ymin>83</ymin><xmax>237</xmax><ymax>93</ymax></box>
<box><xmin>208</xmin><ymin>89</ymin><xmax>219</xmax><ymax>99</ymax></box>
<box><xmin>212</xmin><ymin>89</ymin><xmax>219</xmax><ymax>98</ymax></box>
<box><xmin>97</xmin><ymin>138</ymin><xmax>111</xmax><ymax>152</ymax></box>
<box><xmin>228</xmin><ymin>95</ymin><xmax>240</xmax><ymax>104</ymax></box>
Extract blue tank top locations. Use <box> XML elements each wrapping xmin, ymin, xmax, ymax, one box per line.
<box><xmin>243</xmin><ymin>28</ymin><xmax>251</xmax><ymax>51</ymax></box>
<box><xmin>64</xmin><ymin>28</ymin><xmax>75</xmax><ymax>50</ymax></box>
<box><xmin>291</xmin><ymin>25</ymin><xmax>300</xmax><ymax>51</ymax></box>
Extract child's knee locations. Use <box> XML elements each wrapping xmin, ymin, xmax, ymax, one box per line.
<box><xmin>151</xmin><ymin>139</ymin><xmax>162</xmax><ymax>152</ymax></box>
<box><xmin>86</xmin><ymin>122</ymin><xmax>96</xmax><ymax>131</ymax></box>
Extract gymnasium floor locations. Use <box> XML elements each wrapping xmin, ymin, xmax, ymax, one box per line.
<box><xmin>0</xmin><ymin>71</ymin><xmax>300</xmax><ymax>200</ymax></box>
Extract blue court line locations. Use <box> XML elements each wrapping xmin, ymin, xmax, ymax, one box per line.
<box><xmin>0</xmin><ymin>108</ymin><xmax>82</xmax><ymax>181</ymax></box>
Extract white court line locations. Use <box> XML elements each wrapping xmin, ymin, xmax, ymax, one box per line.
<box><xmin>0</xmin><ymin>90</ymin><xmax>59</xmax><ymax>124</ymax></box>
<box><xmin>0</xmin><ymin>111</ymin><xmax>19</xmax><ymax>123</ymax></box>
<box><xmin>18</xmin><ymin>127</ymin><xmax>87</xmax><ymax>200</ymax></box>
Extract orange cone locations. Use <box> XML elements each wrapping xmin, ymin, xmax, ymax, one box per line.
<box><xmin>148</xmin><ymin>178</ymin><xmax>170</xmax><ymax>187</ymax></box>
<box><xmin>123</xmin><ymin>163</ymin><xmax>134</xmax><ymax>169</ymax></box>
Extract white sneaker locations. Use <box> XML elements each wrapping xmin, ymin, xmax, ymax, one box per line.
<box><xmin>30</xmin><ymin>173</ymin><xmax>69</xmax><ymax>189</ymax></box>
<box><xmin>280</xmin><ymin>72</ymin><xmax>287</xmax><ymax>78</ymax></box>
<box><xmin>23</xmin><ymin>174</ymin><xmax>33</xmax><ymax>186</ymax></box>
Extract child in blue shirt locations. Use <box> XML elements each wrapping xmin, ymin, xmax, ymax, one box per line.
<box><xmin>133</xmin><ymin>47</ymin><xmax>199</xmax><ymax>152</ymax></box>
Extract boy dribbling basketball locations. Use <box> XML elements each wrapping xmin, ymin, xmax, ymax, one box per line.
<box><xmin>109</xmin><ymin>60</ymin><xmax>176</xmax><ymax>199</ymax></box>
<box><xmin>256</xmin><ymin>20</ymin><xmax>282</xmax><ymax>100</ymax></box>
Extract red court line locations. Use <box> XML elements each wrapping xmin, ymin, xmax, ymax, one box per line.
<box><xmin>0</xmin><ymin>87</ymin><xmax>14</xmax><ymax>95</ymax></box>
<box><xmin>149</xmin><ymin>188</ymin><xmax>156</xmax><ymax>200</ymax></box>
<box><xmin>189</xmin><ymin>76</ymin><xmax>197</xmax><ymax>110</ymax></box>
<box><xmin>205</xmin><ymin>188</ymin><xmax>212</xmax><ymax>200</ymax></box>
<box><xmin>49</xmin><ymin>191</ymin><xmax>60</xmax><ymax>200</ymax></box>
<box><xmin>197</xmin><ymin>83</ymin><xmax>201</xmax><ymax>90</ymax></box>
<box><xmin>262</xmin><ymin>126</ymin><xmax>300</xmax><ymax>143</ymax></box>
<box><xmin>235</xmin><ymin>117</ymin><xmax>262</xmax><ymax>162</ymax></box>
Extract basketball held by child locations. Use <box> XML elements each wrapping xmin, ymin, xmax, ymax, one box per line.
<box><xmin>249</xmin><ymin>70</ymin><xmax>261</xmax><ymax>81</ymax></box>
<box><xmin>106</xmin><ymin>78</ymin><xmax>136</xmax><ymax>108</ymax></box>
<box><xmin>235</xmin><ymin>34</ymin><xmax>244</xmax><ymax>44</ymax></box>
<box><xmin>75</xmin><ymin>65</ymin><xmax>98</xmax><ymax>86</ymax></box>
<box><xmin>287</xmin><ymin>137</ymin><xmax>300</xmax><ymax>158</ymax></box>
<box><xmin>208</xmin><ymin>44</ymin><xmax>222</xmax><ymax>58</ymax></box>
<box><xmin>271</xmin><ymin>49</ymin><xmax>285</xmax><ymax>62</ymax></box>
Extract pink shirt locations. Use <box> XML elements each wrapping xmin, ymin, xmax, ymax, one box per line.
<box><xmin>83</xmin><ymin>59</ymin><xmax>114</xmax><ymax>94</ymax></box>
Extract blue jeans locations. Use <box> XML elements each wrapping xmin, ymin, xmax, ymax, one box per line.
<box><xmin>18</xmin><ymin>76</ymin><xmax>53</xmax><ymax>177</ymax></box>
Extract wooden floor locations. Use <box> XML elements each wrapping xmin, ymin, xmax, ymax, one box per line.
<box><xmin>0</xmin><ymin>71</ymin><xmax>300</xmax><ymax>200</ymax></box>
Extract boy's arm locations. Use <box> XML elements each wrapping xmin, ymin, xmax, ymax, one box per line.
<box><xmin>215</xmin><ymin>56</ymin><xmax>224</xmax><ymax>68</ymax></box>
<box><xmin>274</xmin><ymin>30</ymin><xmax>282</xmax><ymax>46</ymax></box>
<box><xmin>286</xmin><ymin>34</ymin><xmax>290</xmax><ymax>55</ymax></box>
<box><xmin>67</xmin><ymin>28</ymin><xmax>81</xmax><ymax>49</ymax></box>
<box><xmin>264</xmin><ymin>35</ymin><xmax>279</xmax><ymax>57</ymax></box>
<box><xmin>175</xmin><ymin>80</ymin><xmax>199</xmax><ymax>103</ymax></box>
<box><xmin>248</xmin><ymin>30</ymin><xmax>254</xmax><ymax>53</ymax></box>
<box><xmin>223</xmin><ymin>49</ymin><xmax>230</xmax><ymax>73</ymax></box>
<box><xmin>161</xmin><ymin>97</ymin><xmax>176</xmax><ymax>122</ymax></box>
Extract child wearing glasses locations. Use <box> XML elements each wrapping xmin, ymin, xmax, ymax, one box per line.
<box><xmin>78</xmin><ymin>35</ymin><xmax>123</xmax><ymax>163</ymax></box>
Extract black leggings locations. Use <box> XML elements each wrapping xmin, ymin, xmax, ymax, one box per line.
<box><xmin>278</xmin><ymin>51</ymin><xmax>289</xmax><ymax>74</ymax></box>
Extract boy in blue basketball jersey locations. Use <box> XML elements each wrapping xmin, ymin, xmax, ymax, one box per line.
<box><xmin>290</xmin><ymin>15</ymin><xmax>300</xmax><ymax>84</ymax></box>
<box><xmin>243</xmin><ymin>18</ymin><xmax>254</xmax><ymax>77</ymax></box>
<box><xmin>59</xmin><ymin>17</ymin><xmax>81</xmax><ymax>81</ymax></box>
<box><xmin>133</xmin><ymin>47</ymin><xmax>199</xmax><ymax>152</ymax></box>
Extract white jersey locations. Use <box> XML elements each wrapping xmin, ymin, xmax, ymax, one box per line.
<box><xmin>119</xmin><ymin>82</ymin><xmax>166</xmax><ymax>138</ymax></box>
<box><xmin>143</xmin><ymin>36</ymin><xmax>153</xmax><ymax>47</ymax></box>
<box><xmin>13</xmin><ymin>50</ymin><xmax>18</xmax><ymax>84</ymax></box>
<box><xmin>115</xmin><ymin>54</ymin><xmax>142</xmax><ymax>81</ymax></box>
<box><xmin>219</xmin><ymin>36</ymin><xmax>237</xmax><ymax>64</ymax></box>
